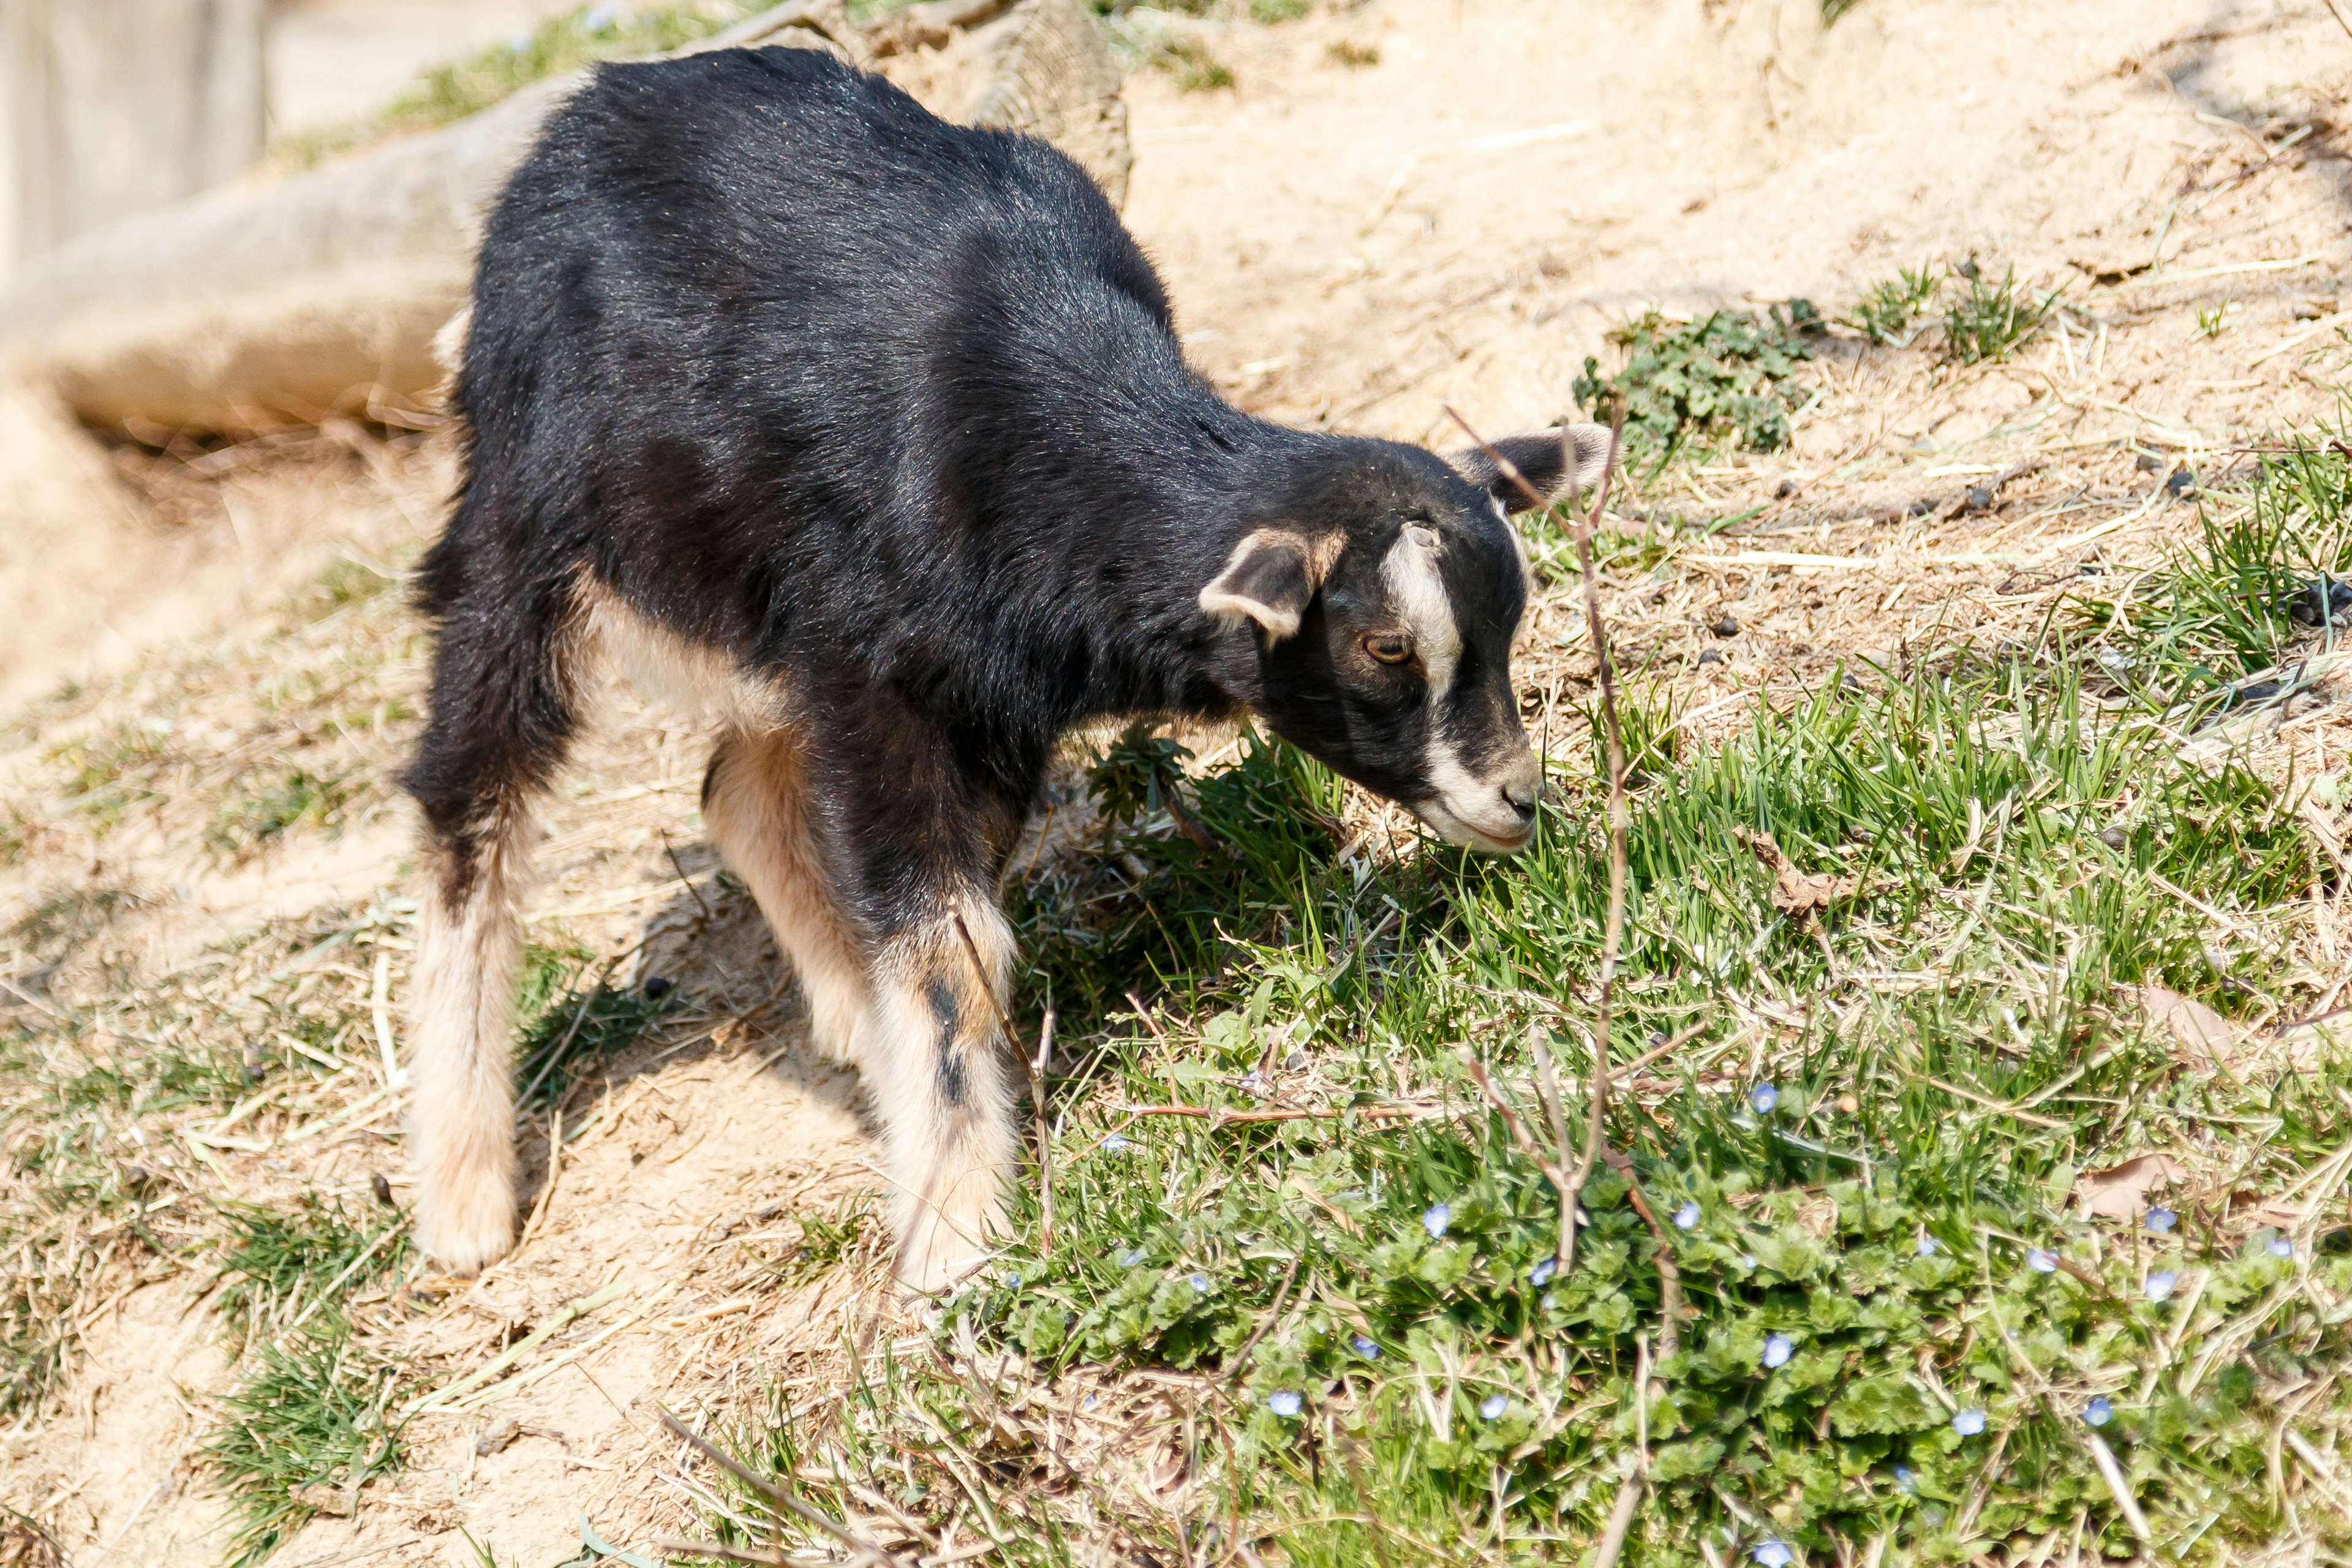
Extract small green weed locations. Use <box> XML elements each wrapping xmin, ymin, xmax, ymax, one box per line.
<box><xmin>1324</xmin><ymin>39</ymin><xmax>1379</xmax><ymax>67</ymax></box>
<box><xmin>1841</xmin><ymin>262</ymin><xmax>1943</xmax><ymax>346</ymax></box>
<box><xmin>2197</xmin><ymin>303</ymin><xmax>2230</xmax><ymax>338</ymax></box>
<box><xmin>1573</xmin><ymin>307</ymin><xmax>1816</xmax><ymax>461</ymax></box>
<box><xmin>205</xmin><ymin>769</ymin><xmax>362</xmax><ymax>860</ymax></box>
<box><xmin>1940</xmin><ymin>264</ymin><xmax>2058</xmax><ymax>365</ymax></box>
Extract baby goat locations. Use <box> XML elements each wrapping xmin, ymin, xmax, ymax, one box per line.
<box><xmin>405</xmin><ymin>43</ymin><xmax>1613</xmax><ymax>1292</ymax></box>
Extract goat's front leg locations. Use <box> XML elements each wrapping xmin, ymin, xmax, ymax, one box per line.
<box><xmin>866</xmin><ymin>893</ymin><xmax>1022</xmax><ymax>1294</ymax></box>
<box><xmin>819</xmin><ymin>693</ymin><xmax>1033</xmax><ymax>1296</ymax></box>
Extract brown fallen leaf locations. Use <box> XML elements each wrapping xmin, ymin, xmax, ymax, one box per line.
<box><xmin>2143</xmin><ymin>984</ymin><xmax>2237</xmax><ymax>1066</ymax></box>
<box><xmin>2075</xmin><ymin>1152</ymin><xmax>2187</xmax><ymax>1221</ymax></box>
<box><xmin>1734</xmin><ymin>827</ymin><xmax>1865</xmax><ymax>919</ymax></box>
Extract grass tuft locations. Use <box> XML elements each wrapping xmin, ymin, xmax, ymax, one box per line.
<box><xmin>203</xmin><ymin>1319</ymin><xmax>407</xmax><ymax>1568</ymax></box>
<box><xmin>1940</xmin><ymin>263</ymin><xmax>2059</xmax><ymax>366</ymax></box>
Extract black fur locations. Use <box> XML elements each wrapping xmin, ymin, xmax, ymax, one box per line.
<box><xmin>408</xmin><ymin>43</ymin><xmax>1561</xmax><ymax>944</ymax></box>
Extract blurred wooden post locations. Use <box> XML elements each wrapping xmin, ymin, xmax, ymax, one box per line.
<box><xmin>2</xmin><ymin>0</ymin><xmax>265</xmax><ymax>268</ymax></box>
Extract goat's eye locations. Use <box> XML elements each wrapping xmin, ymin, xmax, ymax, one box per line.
<box><xmin>1363</xmin><ymin>633</ymin><xmax>1414</xmax><ymax>665</ymax></box>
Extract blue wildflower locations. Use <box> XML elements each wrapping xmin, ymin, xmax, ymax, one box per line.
<box><xmin>1190</xmin><ymin>1273</ymin><xmax>1211</xmax><ymax>1294</ymax></box>
<box><xmin>2084</xmin><ymin>1397</ymin><xmax>2113</xmax><ymax>1427</ymax></box>
<box><xmin>1423</xmin><ymin>1204</ymin><xmax>1451</xmax><ymax>1239</ymax></box>
<box><xmin>2146</xmin><ymin>1206</ymin><xmax>2176</xmax><ymax>1234</ymax></box>
<box><xmin>1529</xmin><ymin>1256</ymin><xmax>1558</xmax><ymax>1287</ymax></box>
<box><xmin>1750</xmin><ymin>1084</ymin><xmax>1779</xmax><ymax>1114</ymax></box>
<box><xmin>1762</xmin><ymin>1333</ymin><xmax>1793</xmax><ymax>1369</ymax></box>
<box><xmin>1101</xmin><ymin>1134</ymin><xmax>1134</xmax><ymax>1153</ymax></box>
<box><xmin>1674</xmin><ymin>1201</ymin><xmax>1700</xmax><ymax>1229</ymax></box>
<box><xmin>1480</xmin><ymin>1393</ymin><xmax>1509</xmax><ymax>1420</ymax></box>
<box><xmin>1540</xmin><ymin>1291</ymin><xmax>1559</xmax><ymax>1311</ymax></box>
<box><xmin>1754</xmin><ymin>1541</ymin><xmax>1793</xmax><ymax>1568</ymax></box>
<box><xmin>1267</xmin><ymin>1390</ymin><xmax>1302</xmax><ymax>1417</ymax></box>
<box><xmin>1917</xmin><ymin>1234</ymin><xmax>1939</xmax><ymax>1256</ymax></box>
<box><xmin>2026</xmin><ymin>1248</ymin><xmax>2057</xmax><ymax>1273</ymax></box>
<box><xmin>1005</xmin><ymin>1273</ymin><xmax>1022</xmax><ymax>1289</ymax></box>
<box><xmin>2146</xmin><ymin>1269</ymin><xmax>2177</xmax><ymax>1302</ymax></box>
<box><xmin>1952</xmin><ymin>1408</ymin><xmax>1986</xmax><ymax>1436</ymax></box>
<box><xmin>1118</xmin><ymin>1248</ymin><xmax>1146</xmax><ymax>1267</ymax></box>
<box><xmin>1351</xmin><ymin>1335</ymin><xmax>1379</xmax><ymax>1359</ymax></box>
<box><xmin>1893</xmin><ymin>1464</ymin><xmax>1917</xmax><ymax>1494</ymax></box>
<box><xmin>2268</xmin><ymin>1232</ymin><xmax>2295</xmax><ymax>1259</ymax></box>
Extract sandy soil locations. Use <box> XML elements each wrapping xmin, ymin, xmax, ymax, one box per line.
<box><xmin>4</xmin><ymin>0</ymin><xmax>2351</xmax><ymax>1562</ymax></box>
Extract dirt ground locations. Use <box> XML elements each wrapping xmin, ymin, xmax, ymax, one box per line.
<box><xmin>4</xmin><ymin>0</ymin><xmax>2351</xmax><ymax>1562</ymax></box>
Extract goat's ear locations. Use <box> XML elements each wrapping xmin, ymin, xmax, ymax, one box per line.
<box><xmin>1447</xmin><ymin>423</ymin><xmax>1618</xmax><ymax>513</ymax></box>
<box><xmin>1200</xmin><ymin>529</ymin><xmax>1321</xmax><ymax>641</ymax></box>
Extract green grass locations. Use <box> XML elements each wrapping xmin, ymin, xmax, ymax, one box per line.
<box><xmin>2073</xmin><ymin>424</ymin><xmax>2352</xmax><ymax>706</ymax></box>
<box><xmin>211</xmin><ymin>1194</ymin><xmax>409</xmax><ymax>1347</ymax></box>
<box><xmin>510</xmin><ymin>940</ymin><xmax>676</xmax><ymax>1111</ymax></box>
<box><xmin>671</xmin><ymin>426</ymin><xmax>2352</xmax><ymax>1564</ymax></box>
<box><xmin>273</xmin><ymin>2</ymin><xmax>792</xmax><ymax>165</ymax></box>
<box><xmin>47</xmin><ymin>720</ymin><xmax>176</xmax><ymax>831</ymax></box>
<box><xmin>1573</xmin><ymin>307</ymin><xmax>1818</xmax><ymax>462</ymax></box>
<box><xmin>1841</xmin><ymin>263</ymin><xmax>1943</xmax><ymax>347</ymax></box>
<box><xmin>203</xmin><ymin>1193</ymin><xmax>412</xmax><ymax>1566</ymax></box>
<box><xmin>1940</xmin><ymin>265</ymin><xmax>2059</xmax><ymax>367</ymax></box>
<box><xmin>205</xmin><ymin>769</ymin><xmax>363</xmax><ymax>861</ymax></box>
<box><xmin>204</xmin><ymin>1317</ymin><xmax>409</xmax><ymax>1568</ymax></box>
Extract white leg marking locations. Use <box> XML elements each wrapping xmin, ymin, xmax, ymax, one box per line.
<box><xmin>869</xmin><ymin>898</ymin><xmax>1020</xmax><ymax>1296</ymax></box>
<box><xmin>409</xmin><ymin>807</ymin><xmax>534</xmax><ymax>1274</ymax></box>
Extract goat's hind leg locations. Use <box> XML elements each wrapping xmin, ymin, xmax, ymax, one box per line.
<box><xmin>402</xmin><ymin>581</ymin><xmax>584</xmax><ymax>1274</ymax></box>
<box><xmin>702</xmin><ymin>726</ymin><xmax>877</xmax><ymax>1065</ymax></box>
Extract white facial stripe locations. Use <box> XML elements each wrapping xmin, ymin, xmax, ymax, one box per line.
<box><xmin>1385</xmin><ymin>527</ymin><xmax>1519</xmax><ymax>840</ymax></box>
<box><xmin>1492</xmin><ymin>497</ymin><xmax>1534</xmax><ymax>597</ymax></box>
<box><xmin>1381</xmin><ymin>527</ymin><xmax>1462</xmax><ymax>701</ymax></box>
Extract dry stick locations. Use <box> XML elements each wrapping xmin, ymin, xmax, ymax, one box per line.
<box><xmin>657</xmin><ymin>1407</ymin><xmax>910</xmax><ymax>1568</ymax></box>
<box><xmin>2324</xmin><ymin>0</ymin><xmax>2352</xmax><ymax>42</ymax></box>
<box><xmin>661</xmin><ymin>829</ymin><xmax>715</xmax><ymax>919</ymax></box>
<box><xmin>951</xmin><ymin>911</ymin><xmax>1053</xmax><ymax>1253</ymax></box>
<box><xmin>1444</xmin><ymin>401</ymin><xmax>1630</xmax><ymax>1277</ymax></box>
<box><xmin>1598</xmin><ymin>1146</ymin><xmax>1683</xmax><ymax>1359</ymax></box>
<box><xmin>1590</xmin><ymin>1476</ymin><xmax>1645</xmax><ymax>1568</ymax></box>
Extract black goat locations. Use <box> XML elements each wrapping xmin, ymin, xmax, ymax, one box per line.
<box><xmin>405</xmin><ymin>43</ymin><xmax>1612</xmax><ymax>1292</ymax></box>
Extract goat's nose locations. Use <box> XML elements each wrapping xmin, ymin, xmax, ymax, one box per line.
<box><xmin>1501</xmin><ymin>775</ymin><xmax>1539</xmax><ymax>821</ymax></box>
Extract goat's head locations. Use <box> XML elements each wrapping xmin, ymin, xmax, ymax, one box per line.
<box><xmin>1199</xmin><ymin>423</ymin><xmax>1615</xmax><ymax>854</ymax></box>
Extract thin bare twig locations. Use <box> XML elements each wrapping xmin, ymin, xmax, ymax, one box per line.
<box><xmin>1445</xmin><ymin>401</ymin><xmax>1630</xmax><ymax>1276</ymax></box>
<box><xmin>1591</xmin><ymin>1475</ymin><xmax>1645</xmax><ymax>1568</ymax></box>
<box><xmin>1599</xmin><ymin>1146</ymin><xmax>1683</xmax><ymax>1359</ymax></box>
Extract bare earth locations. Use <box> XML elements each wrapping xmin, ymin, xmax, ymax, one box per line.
<box><xmin>4</xmin><ymin>0</ymin><xmax>2351</xmax><ymax>1562</ymax></box>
